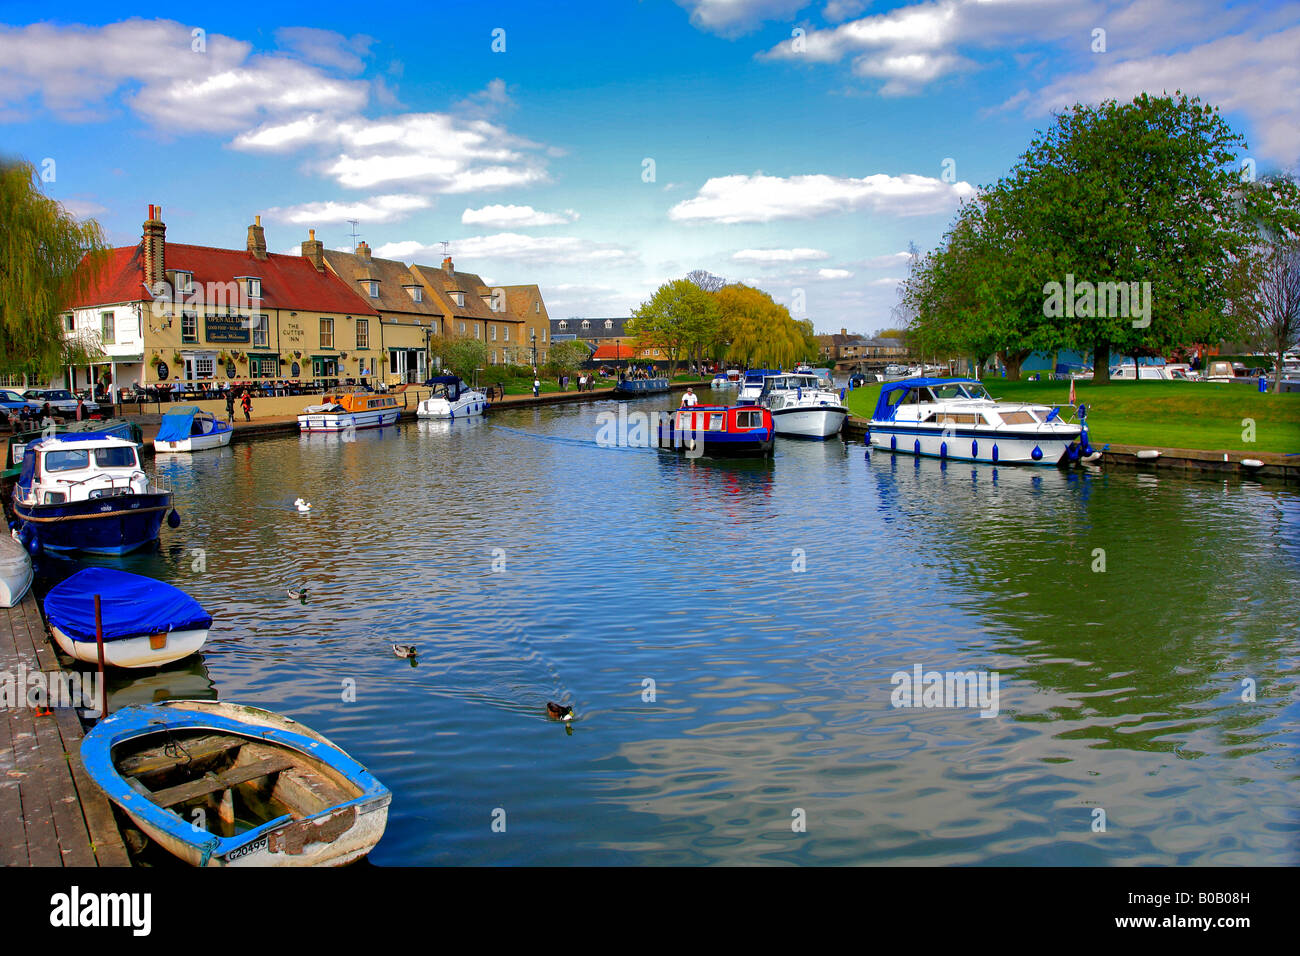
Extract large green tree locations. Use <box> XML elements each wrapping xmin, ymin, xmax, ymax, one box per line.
<box><xmin>1</xmin><ymin>158</ymin><xmax>107</xmax><ymax>379</ymax></box>
<box><xmin>628</xmin><ymin>278</ymin><xmax>720</xmax><ymax>374</ymax></box>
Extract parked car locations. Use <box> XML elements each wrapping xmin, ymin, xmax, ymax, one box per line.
<box><xmin>0</xmin><ymin>389</ymin><xmax>41</xmax><ymax>419</ymax></box>
<box><xmin>22</xmin><ymin>389</ymin><xmax>99</xmax><ymax>416</ymax></box>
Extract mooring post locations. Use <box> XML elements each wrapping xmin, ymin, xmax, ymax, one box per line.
<box><xmin>93</xmin><ymin>593</ymin><xmax>107</xmax><ymax>718</ymax></box>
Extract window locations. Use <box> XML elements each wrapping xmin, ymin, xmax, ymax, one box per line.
<box><xmin>543</xmin><ymin>328</ymin><xmax>547</xmax><ymax>343</ymax></box>
<box><xmin>490</xmin><ymin>324</ymin><xmax>497</xmax><ymax>341</ymax></box>
<box><xmin>45</xmin><ymin>450</ymin><xmax>89</xmax><ymax>472</ymax></box>
<box><xmin>581</xmin><ymin>320</ymin><xmax>590</xmax><ymax>330</ymax></box>
<box><xmin>245</xmin><ymin>277</ymin><xmax>261</xmax><ymax>298</ymax></box>
<box><xmin>458</xmin><ymin>321</ymin><xmax>466</xmax><ymax>335</ymax></box>
<box><xmin>453</xmin><ymin>292</ymin><xmax>464</xmax><ymax>307</ymax></box>
<box><xmin>604</xmin><ymin>320</ymin><xmax>613</xmax><ymax>329</ymax></box>
<box><xmin>251</xmin><ymin>314</ymin><xmax>269</xmax><ymax>348</ymax></box>
<box><xmin>95</xmin><ymin>446</ymin><xmax>137</xmax><ymax>468</ymax></box>
<box><xmin>491</xmin><ymin>350</ymin><xmax>498</xmax><ymax>364</ymax></box>
<box><xmin>735</xmin><ymin>410</ymin><xmax>762</xmax><ymax>429</ymax></box>
<box><xmin>406</xmin><ymin>285</ymin><xmax>422</xmax><ymax>303</ymax></box>
<box><xmin>365</xmin><ymin>280</ymin><xmax>379</xmax><ymax>298</ymax></box>
<box><xmin>535</xmin><ymin>301</ymin><xmax>540</xmax><ymax>313</ymax></box>
<box><xmin>100</xmin><ymin>312</ymin><xmax>115</xmax><ymax>345</ymax></box>
<box><xmin>196</xmin><ymin>356</ymin><xmax>215</xmax><ymax>378</ymax></box>
<box><xmin>558</xmin><ymin>320</ymin><xmax>567</xmax><ymax>330</ymax></box>
<box><xmin>503</xmin><ymin>326</ymin><xmax>509</xmax><ymax>342</ymax></box>
<box><xmin>320</xmin><ymin>317</ymin><xmax>334</xmax><ymax>348</ymax></box>
<box><xmin>182</xmin><ymin>311</ymin><xmax>198</xmax><ymax>343</ymax></box>
<box><xmin>63</xmin><ymin>314</ymin><xmax>74</xmax><ymax>332</ymax></box>
<box><xmin>473</xmin><ymin>323</ymin><xmax>480</xmax><ymax>339</ymax></box>
<box><xmin>356</xmin><ymin>318</ymin><xmax>369</xmax><ymax>349</ymax></box>
<box><xmin>174</xmin><ymin>271</ymin><xmax>193</xmax><ymax>294</ymax></box>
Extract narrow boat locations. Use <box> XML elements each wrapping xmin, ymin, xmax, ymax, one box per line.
<box><xmin>0</xmin><ymin>534</ymin><xmax>33</xmax><ymax>608</ymax></box>
<box><xmin>613</xmin><ymin>374</ymin><xmax>670</xmax><ymax>395</ymax></box>
<box><xmin>757</xmin><ymin>372</ymin><xmax>848</xmax><ymax>439</ymax></box>
<box><xmin>153</xmin><ymin>405</ymin><xmax>233</xmax><ymax>453</ymax></box>
<box><xmin>12</xmin><ymin>434</ymin><xmax>173</xmax><ymax>555</ymax></box>
<box><xmin>44</xmin><ymin>567</ymin><xmax>210</xmax><ymax>668</ymax></box>
<box><xmin>736</xmin><ymin>369</ymin><xmax>780</xmax><ymax>406</ymax></box>
<box><xmin>297</xmin><ymin>391</ymin><xmax>400</xmax><ymax>433</ymax></box>
<box><xmin>416</xmin><ymin>375</ymin><xmax>489</xmax><ymax>420</ymax></box>
<box><xmin>81</xmin><ymin>700</ymin><xmax>392</xmax><ymax>867</ymax></box>
<box><xmin>867</xmin><ymin>378</ymin><xmax>1093</xmax><ymax>465</ymax></box>
<box><xmin>656</xmin><ymin>405</ymin><xmax>775</xmax><ymax>458</ymax></box>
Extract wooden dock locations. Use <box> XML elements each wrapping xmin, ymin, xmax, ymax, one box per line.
<box><xmin>0</xmin><ymin>592</ymin><xmax>129</xmax><ymax>866</ymax></box>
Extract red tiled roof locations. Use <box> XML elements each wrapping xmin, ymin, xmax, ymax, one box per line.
<box><xmin>68</xmin><ymin>242</ymin><xmax>379</xmax><ymax>315</ymax></box>
<box><xmin>592</xmin><ymin>344</ymin><xmax>636</xmax><ymax>360</ymax></box>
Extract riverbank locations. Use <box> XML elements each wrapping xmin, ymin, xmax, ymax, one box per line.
<box><xmin>126</xmin><ymin>379</ymin><xmax>711</xmax><ymax>447</ymax></box>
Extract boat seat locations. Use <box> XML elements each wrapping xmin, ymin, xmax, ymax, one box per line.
<box><xmin>146</xmin><ymin>754</ymin><xmax>297</xmax><ymax>808</ymax></box>
<box><xmin>117</xmin><ymin>734</ymin><xmax>247</xmax><ymax>779</ymax></box>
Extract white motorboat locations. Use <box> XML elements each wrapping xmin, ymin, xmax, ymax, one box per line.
<box><xmin>44</xmin><ymin>567</ymin><xmax>209</xmax><ymax>668</ymax></box>
<box><xmin>416</xmin><ymin>375</ymin><xmax>489</xmax><ymax>420</ymax></box>
<box><xmin>757</xmin><ymin>373</ymin><xmax>848</xmax><ymax>439</ymax></box>
<box><xmin>736</xmin><ymin>369</ymin><xmax>780</xmax><ymax>405</ymax></box>
<box><xmin>154</xmin><ymin>405</ymin><xmax>233</xmax><ymax>453</ymax></box>
<box><xmin>0</xmin><ymin>533</ymin><xmax>33</xmax><ymax>608</ymax></box>
<box><xmin>298</xmin><ymin>391</ymin><xmax>401</xmax><ymax>433</ymax></box>
<box><xmin>867</xmin><ymin>377</ymin><xmax>1094</xmax><ymax>465</ymax></box>
<box><xmin>710</xmin><ymin>372</ymin><xmax>731</xmax><ymax>389</ymax></box>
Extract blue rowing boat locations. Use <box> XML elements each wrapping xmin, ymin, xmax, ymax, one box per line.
<box><xmin>82</xmin><ymin>700</ymin><xmax>391</xmax><ymax>867</ymax></box>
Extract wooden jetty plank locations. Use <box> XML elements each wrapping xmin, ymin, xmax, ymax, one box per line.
<box><xmin>17</xmin><ymin>596</ymin><xmax>59</xmax><ymax>672</ymax></box>
<box><xmin>53</xmin><ymin>707</ymin><xmax>130</xmax><ymax>868</ymax></box>
<box><xmin>8</xmin><ymin>706</ymin><xmax>62</xmax><ymax>867</ymax></box>
<box><xmin>29</xmin><ymin>706</ymin><xmax>95</xmax><ymax>867</ymax></box>
<box><xmin>0</xmin><ymin>706</ymin><xmax>29</xmax><ymax>866</ymax></box>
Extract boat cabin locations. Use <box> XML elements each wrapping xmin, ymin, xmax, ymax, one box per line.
<box><xmin>671</xmin><ymin>406</ymin><xmax>768</xmax><ymax>433</ymax></box>
<box><xmin>424</xmin><ymin>375</ymin><xmax>469</xmax><ymax>401</ymax></box>
<box><xmin>16</xmin><ymin>435</ymin><xmax>147</xmax><ymax>506</ymax></box>
<box><xmin>321</xmin><ymin>392</ymin><xmax>399</xmax><ymax>413</ymax></box>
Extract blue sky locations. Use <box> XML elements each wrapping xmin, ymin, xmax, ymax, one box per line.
<box><xmin>2</xmin><ymin>0</ymin><xmax>1296</xmax><ymax>332</ymax></box>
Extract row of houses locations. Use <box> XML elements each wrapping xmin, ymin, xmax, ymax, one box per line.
<box><xmin>816</xmin><ymin>329</ymin><xmax>910</xmax><ymax>368</ymax></box>
<box><xmin>47</xmin><ymin>205</ymin><xmax>556</xmax><ymax>394</ymax></box>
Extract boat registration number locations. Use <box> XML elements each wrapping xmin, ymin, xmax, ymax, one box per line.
<box><xmin>225</xmin><ymin>836</ymin><xmax>267</xmax><ymax>862</ymax></box>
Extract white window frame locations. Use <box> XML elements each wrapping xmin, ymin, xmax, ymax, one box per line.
<box><xmin>252</xmin><ymin>313</ymin><xmax>269</xmax><ymax>348</ymax></box>
<box><xmin>320</xmin><ymin>317</ymin><xmax>334</xmax><ymax>349</ymax></box>
<box><xmin>100</xmin><ymin>311</ymin><xmax>115</xmax><ymax>345</ymax></box>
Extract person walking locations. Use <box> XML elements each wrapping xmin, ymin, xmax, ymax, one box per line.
<box><xmin>532</xmin><ymin>377</ymin><xmax>540</xmax><ymax>397</ymax></box>
<box><xmin>240</xmin><ymin>389</ymin><xmax>252</xmax><ymax>422</ymax></box>
<box><xmin>225</xmin><ymin>387</ymin><xmax>237</xmax><ymax>422</ymax></box>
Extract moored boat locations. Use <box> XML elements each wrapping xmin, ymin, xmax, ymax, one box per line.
<box><xmin>736</xmin><ymin>369</ymin><xmax>780</xmax><ymax>405</ymax></box>
<box><xmin>81</xmin><ymin>699</ymin><xmax>392</xmax><ymax>867</ymax></box>
<box><xmin>0</xmin><ymin>533</ymin><xmax>33</xmax><ymax>608</ymax></box>
<box><xmin>867</xmin><ymin>377</ymin><xmax>1093</xmax><ymax>465</ymax></box>
<box><xmin>656</xmin><ymin>404</ymin><xmax>775</xmax><ymax>458</ymax></box>
<box><xmin>44</xmin><ymin>567</ymin><xmax>210</xmax><ymax>668</ymax></box>
<box><xmin>297</xmin><ymin>391</ymin><xmax>400</xmax><ymax>433</ymax></box>
<box><xmin>416</xmin><ymin>375</ymin><xmax>489</xmax><ymax>420</ymax></box>
<box><xmin>710</xmin><ymin>372</ymin><xmax>731</xmax><ymax>389</ymax></box>
<box><xmin>613</xmin><ymin>374</ymin><xmax>670</xmax><ymax>395</ymax></box>
<box><xmin>153</xmin><ymin>405</ymin><xmax>233</xmax><ymax>453</ymax></box>
<box><xmin>12</xmin><ymin>433</ymin><xmax>173</xmax><ymax>555</ymax></box>
<box><xmin>758</xmin><ymin>372</ymin><xmax>848</xmax><ymax>439</ymax></box>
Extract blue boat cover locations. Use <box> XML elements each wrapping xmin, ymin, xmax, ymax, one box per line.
<box><xmin>872</xmin><ymin>378</ymin><xmax>982</xmax><ymax>422</ymax></box>
<box><xmin>44</xmin><ymin>568</ymin><xmax>212</xmax><ymax>643</ymax></box>
<box><xmin>155</xmin><ymin>406</ymin><xmax>213</xmax><ymax>443</ymax></box>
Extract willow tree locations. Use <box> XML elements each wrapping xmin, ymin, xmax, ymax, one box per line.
<box><xmin>0</xmin><ymin>159</ymin><xmax>107</xmax><ymax>380</ymax></box>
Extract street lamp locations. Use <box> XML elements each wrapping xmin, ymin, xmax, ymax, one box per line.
<box><xmin>530</xmin><ymin>329</ymin><xmax>537</xmax><ymax>369</ymax></box>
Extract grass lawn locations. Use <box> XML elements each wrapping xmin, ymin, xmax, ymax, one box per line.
<box><xmin>843</xmin><ymin>378</ymin><xmax>1300</xmax><ymax>454</ymax></box>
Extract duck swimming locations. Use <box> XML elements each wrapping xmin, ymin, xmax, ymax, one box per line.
<box><xmin>294</xmin><ymin>498</ymin><xmax>312</xmax><ymax>513</ymax></box>
<box><xmin>546</xmin><ymin>701</ymin><xmax>573</xmax><ymax>721</ymax></box>
<box><xmin>287</xmin><ymin>586</ymin><xmax>308</xmax><ymax>602</ymax></box>
<box><xmin>392</xmin><ymin>643</ymin><xmax>417</xmax><ymax>659</ymax></box>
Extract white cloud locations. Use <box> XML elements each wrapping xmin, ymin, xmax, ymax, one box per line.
<box><xmin>1008</xmin><ymin>23</ymin><xmax>1300</xmax><ymax>164</ymax></box>
<box><xmin>274</xmin><ymin>27</ymin><xmax>373</xmax><ymax>74</ymax></box>
<box><xmin>818</xmin><ymin>268</ymin><xmax>854</xmax><ymax>279</ymax></box>
<box><xmin>860</xmin><ymin>251</ymin><xmax>913</xmax><ymax>268</ymax></box>
<box><xmin>266</xmin><ymin>194</ymin><xmax>432</xmax><ymax>225</ymax></box>
<box><xmin>58</xmin><ymin>198</ymin><xmax>108</xmax><ymax>220</ymax></box>
<box><xmin>455</xmin><ymin>78</ymin><xmax>513</xmax><ymax>118</ymax></box>
<box><xmin>0</xmin><ymin>19</ymin><xmax>368</xmax><ymax>131</ymax></box>
<box><xmin>462</xmin><ymin>204</ymin><xmax>579</xmax><ymax>227</ymax></box>
<box><xmin>674</xmin><ymin>0</ymin><xmax>811</xmax><ymax>36</ymax></box>
<box><xmin>733</xmin><ymin>247</ymin><xmax>830</xmax><ymax>263</ymax></box>
<box><xmin>375</xmin><ymin>233</ymin><xmax>637</xmax><ymax>267</ymax></box>
<box><xmin>669</xmin><ymin>172</ymin><xmax>974</xmax><ymax>223</ymax></box>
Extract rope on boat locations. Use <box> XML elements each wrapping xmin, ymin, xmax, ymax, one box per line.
<box><xmin>15</xmin><ymin>504</ymin><xmax>171</xmax><ymax>522</ymax></box>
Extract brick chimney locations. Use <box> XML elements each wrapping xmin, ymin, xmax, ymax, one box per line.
<box><xmin>301</xmin><ymin>228</ymin><xmax>325</xmax><ymax>272</ymax></box>
<box><xmin>356</xmin><ymin>240</ymin><xmax>371</xmax><ymax>260</ymax></box>
<box><xmin>442</xmin><ymin>256</ymin><xmax>454</xmax><ymax>275</ymax></box>
<box><xmin>142</xmin><ymin>204</ymin><xmax>166</xmax><ymax>289</ymax></box>
<box><xmin>840</xmin><ymin>327</ymin><xmax>847</xmax><ymax>337</ymax></box>
<box><xmin>247</xmin><ymin>215</ymin><xmax>267</xmax><ymax>260</ymax></box>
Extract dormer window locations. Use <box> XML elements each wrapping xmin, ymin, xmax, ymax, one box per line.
<box><xmin>238</xmin><ymin>276</ymin><xmax>261</xmax><ymax>299</ymax></box>
<box><xmin>604</xmin><ymin>320</ymin><xmax>613</xmax><ymax>330</ymax></box>
<box><xmin>405</xmin><ymin>285</ymin><xmax>422</xmax><ymax>303</ymax></box>
<box><xmin>581</xmin><ymin>320</ymin><xmax>590</xmax><ymax>330</ymax></box>
<box><xmin>362</xmin><ymin>280</ymin><xmax>380</xmax><ymax>298</ymax></box>
<box><xmin>453</xmin><ymin>292</ymin><xmax>464</xmax><ymax>307</ymax></box>
<box><xmin>558</xmin><ymin>320</ymin><xmax>567</xmax><ymax>330</ymax></box>
<box><xmin>173</xmin><ymin>271</ymin><xmax>193</xmax><ymax>294</ymax></box>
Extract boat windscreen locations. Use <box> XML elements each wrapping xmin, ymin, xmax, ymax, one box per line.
<box><xmin>961</xmin><ymin>384</ymin><xmax>991</xmax><ymax>400</ymax></box>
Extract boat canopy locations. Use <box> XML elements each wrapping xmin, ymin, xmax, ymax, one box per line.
<box><xmin>872</xmin><ymin>378</ymin><xmax>983</xmax><ymax>422</ymax></box>
<box><xmin>155</xmin><ymin>406</ymin><xmax>214</xmax><ymax>443</ymax></box>
<box><xmin>44</xmin><ymin>567</ymin><xmax>212</xmax><ymax>643</ymax></box>
<box><xmin>423</xmin><ymin>375</ymin><xmax>467</xmax><ymax>398</ymax></box>
<box><xmin>743</xmin><ymin>369</ymin><xmax>780</xmax><ymax>383</ymax></box>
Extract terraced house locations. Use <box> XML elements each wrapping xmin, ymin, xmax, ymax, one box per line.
<box><xmin>57</xmin><ymin>206</ymin><xmax>381</xmax><ymax>393</ymax></box>
<box><xmin>316</xmin><ymin>240</ymin><xmax>442</xmax><ymax>384</ymax></box>
<box><xmin>408</xmin><ymin>258</ymin><xmax>526</xmax><ymax>366</ymax></box>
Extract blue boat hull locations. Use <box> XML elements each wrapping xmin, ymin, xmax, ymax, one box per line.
<box><xmin>15</xmin><ymin>492</ymin><xmax>172</xmax><ymax>555</ymax></box>
<box><xmin>656</xmin><ymin>426</ymin><xmax>774</xmax><ymax>458</ymax></box>
<box><xmin>614</xmin><ymin>377</ymin><xmax>670</xmax><ymax>395</ymax></box>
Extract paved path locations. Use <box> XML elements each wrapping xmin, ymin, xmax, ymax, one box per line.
<box><xmin>0</xmin><ymin>592</ymin><xmax>130</xmax><ymax>867</ymax></box>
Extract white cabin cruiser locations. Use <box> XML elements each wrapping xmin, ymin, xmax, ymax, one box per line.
<box><xmin>736</xmin><ymin>369</ymin><xmax>780</xmax><ymax>406</ymax></box>
<box><xmin>154</xmin><ymin>405</ymin><xmax>233</xmax><ymax>453</ymax></box>
<box><xmin>868</xmin><ymin>378</ymin><xmax>1095</xmax><ymax>466</ymax></box>
<box><xmin>416</xmin><ymin>375</ymin><xmax>489</xmax><ymax>420</ymax></box>
<box><xmin>757</xmin><ymin>373</ymin><xmax>848</xmax><ymax>439</ymax></box>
